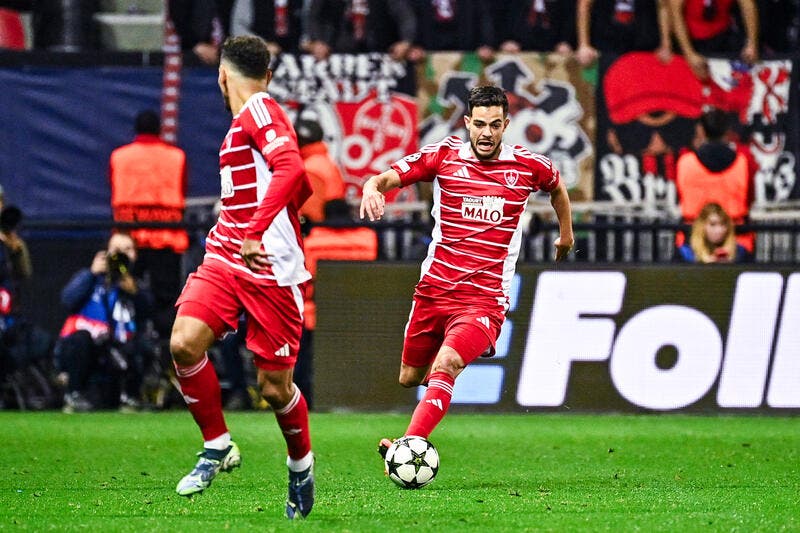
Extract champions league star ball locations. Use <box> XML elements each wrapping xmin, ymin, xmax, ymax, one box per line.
<box><xmin>384</xmin><ymin>436</ymin><xmax>439</xmax><ymax>489</ymax></box>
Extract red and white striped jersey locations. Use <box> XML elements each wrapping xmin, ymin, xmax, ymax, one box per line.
<box><xmin>206</xmin><ymin>92</ymin><xmax>312</xmax><ymax>286</ymax></box>
<box><xmin>391</xmin><ymin>136</ymin><xmax>560</xmax><ymax>310</ymax></box>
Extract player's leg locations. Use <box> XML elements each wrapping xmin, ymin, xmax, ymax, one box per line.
<box><xmin>396</xmin><ymin>297</ymin><xmax>442</xmax><ymax>388</ymax></box>
<box><xmin>241</xmin><ymin>282</ymin><xmax>313</xmax><ymax>519</ymax></box>
<box><xmin>257</xmin><ymin>366</ymin><xmax>315</xmax><ymax>518</ymax></box>
<box><xmin>378</xmin><ymin>298</ymin><xmax>442</xmax><ymax>457</ymax></box>
<box><xmin>404</xmin><ymin>319</ymin><xmax>494</xmax><ymax>439</ymax></box>
<box><xmin>171</xmin><ymin>265</ymin><xmax>243</xmax><ymax>495</ymax></box>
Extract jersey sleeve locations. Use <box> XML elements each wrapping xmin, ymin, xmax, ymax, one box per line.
<box><xmin>532</xmin><ymin>154</ymin><xmax>560</xmax><ymax>193</ymax></box>
<box><xmin>240</xmin><ymin>96</ymin><xmax>300</xmax><ymax>163</ymax></box>
<box><xmin>391</xmin><ymin>141</ymin><xmax>447</xmax><ymax>187</ymax></box>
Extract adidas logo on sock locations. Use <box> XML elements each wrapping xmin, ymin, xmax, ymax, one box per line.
<box><xmin>425</xmin><ymin>398</ymin><xmax>443</xmax><ymax>410</ymax></box>
<box><xmin>274</xmin><ymin>343</ymin><xmax>290</xmax><ymax>357</ymax></box>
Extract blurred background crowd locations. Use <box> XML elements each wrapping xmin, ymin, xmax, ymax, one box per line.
<box><xmin>0</xmin><ymin>1</ymin><xmax>795</xmax><ymax>63</ymax></box>
<box><xmin>0</xmin><ymin>0</ymin><xmax>798</xmax><ymax>413</ymax></box>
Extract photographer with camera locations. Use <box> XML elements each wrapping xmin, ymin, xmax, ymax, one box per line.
<box><xmin>55</xmin><ymin>233</ymin><xmax>154</xmax><ymax>412</ymax></box>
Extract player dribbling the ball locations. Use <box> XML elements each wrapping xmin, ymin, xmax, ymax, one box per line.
<box><xmin>360</xmin><ymin>85</ymin><xmax>574</xmax><ymax>481</ymax></box>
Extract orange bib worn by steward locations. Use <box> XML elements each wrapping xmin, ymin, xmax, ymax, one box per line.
<box><xmin>676</xmin><ymin>151</ymin><xmax>753</xmax><ymax>251</ymax></box>
<box><xmin>110</xmin><ymin>135</ymin><xmax>189</xmax><ymax>253</ymax></box>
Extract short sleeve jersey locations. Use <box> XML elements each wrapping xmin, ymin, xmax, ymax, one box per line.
<box><xmin>391</xmin><ymin>136</ymin><xmax>559</xmax><ymax>310</ymax></box>
<box><xmin>207</xmin><ymin>92</ymin><xmax>311</xmax><ymax>287</ymax></box>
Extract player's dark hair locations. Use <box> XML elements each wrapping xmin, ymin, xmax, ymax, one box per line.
<box><xmin>700</xmin><ymin>107</ymin><xmax>730</xmax><ymax>140</ymax></box>
<box><xmin>221</xmin><ymin>36</ymin><xmax>271</xmax><ymax>79</ymax></box>
<box><xmin>467</xmin><ymin>85</ymin><xmax>508</xmax><ymax>117</ymax></box>
<box><xmin>135</xmin><ymin>110</ymin><xmax>160</xmax><ymax>135</ymax></box>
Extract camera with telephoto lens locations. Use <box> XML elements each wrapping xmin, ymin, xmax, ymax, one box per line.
<box><xmin>106</xmin><ymin>252</ymin><xmax>131</xmax><ymax>283</ymax></box>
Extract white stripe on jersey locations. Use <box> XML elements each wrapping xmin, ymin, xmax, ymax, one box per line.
<box><xmin>422</xmin><ymin>137</ymin><xmax>461</xmax><ymax>153</ymax></box>
<box><xmin>205</xmin><ymin>253</ymin><xmax>277</xmax><ymax>280</ymax></box>
<box><xmin>423</xmin><ymin>270</ymin><xmax>504</xmax><ymax>294</ymax></box>
<box><xmin>444</xmin><ymin>159</ymin><xmax>534</xmax><ymax>178</ymax></box>
<box><xmin>233</xmin><ymin>182</ymin><xmax>258</xmax><ymax>191</ymax></box>
<box><xmin>457</xmin><ymin>236</ymin><xmax>513</xmax><ymax>249</ymax></box>
<box><xmin>206</xmin><ymin>230</ymin><xmax>243</xmax><ymax>246</ymax></box>
<box><xmin>437</xmin><ymin>243</ymin><xmax>504</xmax><ymax>263</ymax></box>
<box><xmin>417</xmin><ymin>181</ymin><xmax>443</xmax><ymax>281</ymax></box>
<box><xmin>431</xmin><ymin>257</ymin><xmax>503</xmax><ymax>279</ymax></box>
<box><xmin>438</xmin><ymin>173</ymin><xmax>503</xmax><ymax>188</ymax></box>
<box><xmin>440</xmin><ymin>219</ymin><xmax>516</xmax><ymax>233</ymax></box>
<box><xmin>252</xmin><ymin>147</ymin><xmax>270</xmax><ymax>201</ymax></box>
<box><xmin>219</xmin><ymin>145</ymin><xmax>250</xmax><ymax>156</ymax></box>
<box><xmin>221</xmin><ymin>201</ymin><xmax>260</xmax><ymax>211</ymax></box>
<box><xmin>248</xmin><ymin>97</ymin><xmax>273</xmax><ymax>128</ymax></box>
<box><xmin>230</xmin><ymin>162</ymin><xmax>256</xmax><ymax>172</ymax></box>
<box><xmin>216</xmin><ymin>217</ymin><xmax>250</xmax><ymax>229</ymax></box>
<box><xmin>484</xmin><ymin>167</ymin><xmax>532</xmax><ymax>177</ymax></box>
<box><xmin>527</xmin><ymin>152</ymin><xmax>552</xmax><ymax>167</ymax></box>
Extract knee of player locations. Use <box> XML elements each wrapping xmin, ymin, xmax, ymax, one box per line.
<box><xmin>398</xmin><ymin>364</ymin><xmax>427</xmax><ymax>388</ymax></box>
<box><xmin>398</xmin><ymin>374</ymin><xmax>421</xmax><ymax>388</ymax></box>
<box><xmin>259</xmin><ymin>381</ymin><xmax>294</xmax><ymax>407</ymax></box>
<box><xmin>431</xmin><ymin>348</ymin><xmax>465</xmax><ymax>375</ymax></box>
<box><xmin>169</xmin><ymin>332</ymin><xmax>199</xmax><ymax>365</ymax></box>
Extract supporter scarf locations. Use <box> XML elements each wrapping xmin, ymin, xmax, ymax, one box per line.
<box><xmin>614</xmin><ymin>0</ymin><xmax>635</xmax><ymax>25</ymax></box>
<box><xmin>349</xmin><ymin>0</ymin><xmax>369</xmax><ymax>41</ymax></box>
<box><xmin>275</xmin><ymin>0</ymin><xmax>289</xmax><ymax>37</ymax></box>
<box><xmin>432</xmin><ymin>0</ymin><xmax>455</xmax><ymax>22</ymax></box>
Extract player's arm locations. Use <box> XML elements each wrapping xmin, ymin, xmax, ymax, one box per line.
<box><xmin>549</xmin><ymin>180</ymin><xmax>574</xmax><ymax>262</ymax></box>
<box><xmin>241</xmin><ymin>149</ymin><xmax>305</xmax><ymax>271</ymax></box>
<box><xmin>240</xmin><ymin>104</ymin><xmax>306</xmax><ymax>270</ymax></box>
<box><xmin>360</xmin><ymin>169</ymin><xmax>402</xmax><ymax>221</ymax></box>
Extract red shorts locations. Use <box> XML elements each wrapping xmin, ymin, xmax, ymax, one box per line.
<box><xmin>401</xmin><ymin>295</ymin><xmax>504</xmax><ymax>368</ymax></box>
<box><xmin>176</xmin><ymin>259</ymin><xmax>304</xmax><ymax>371</ymax></box>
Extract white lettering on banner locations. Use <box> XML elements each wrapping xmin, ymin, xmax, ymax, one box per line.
<box><xmin>516</xmin><ymin>272</ymin><xmax>626</xmax><ymax>407</ymax></box>
<box><xmin>517</xmin><ymin>271</ymin><xmax>800</xmax><ymax>410</ymax></box>
<box><xmin>717</xmin><ymin>273</ymin><xmax>783</xmax><ymax>407</ymax></box>
<box><xmin>767</xmin><ymin>273</ymin><xmax>800</xmax><ymax>407</ymax></box>
<box><xmin>610</xmin><ymin>305</ymin><xmax>722</xmax><ymax>410</ymax></box>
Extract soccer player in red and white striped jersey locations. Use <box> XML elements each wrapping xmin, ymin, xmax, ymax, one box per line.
<box><xmin>170</xmin><ymin>36</ymin><xmax>315</xmax><ymax>519</ymax></box>
<box><xmin>361</xmin><ymin>85</ymin><xmax>574</xmax><ymax>459</ymax></box>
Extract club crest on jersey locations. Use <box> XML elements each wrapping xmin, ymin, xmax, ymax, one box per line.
<box><xmin>504</xmin><ymin>170</ymin><xmax>519</xmax><ymax>186</ymax></box>
<box><xmin>461</xmin><ymin>196</ymin><xmax>505</xmax><ymax>223</ymax></box>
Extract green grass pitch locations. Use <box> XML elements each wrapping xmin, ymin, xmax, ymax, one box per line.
<box><xmin>2</xmin><ymin>411</ymin><xmax>798</xmax><ymax>531</ymax></box>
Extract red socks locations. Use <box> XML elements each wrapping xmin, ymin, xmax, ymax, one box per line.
<box><xmin>176</xmin><ymin>355</ymin><xmax>311</xmax><ymax>460</ymax></box>
<box><xmin>274</xmin><ymin>385</ymin><xmax>312</xmax><ymax>460</ymax></box>
<box><xmin>405</xmin><ymin>371</ymin><xmax>455</xmax><ymax>439</ymax></box>
<box><xmin>174</xmin><ymin>354</ymin><xmax>229</xmax><ymax>442</ymax></box>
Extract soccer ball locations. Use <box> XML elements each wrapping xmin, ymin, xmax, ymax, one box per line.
<box><xmin>384</xmin><ymin>436</ymin><xmax>439</xmax><ymax>489</ymax></box>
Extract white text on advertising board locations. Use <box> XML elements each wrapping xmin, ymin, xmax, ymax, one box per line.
<box><xmin>517</xmin><ymin>272</ymin><xmax>800</xmax><ymax>410</ymax></box>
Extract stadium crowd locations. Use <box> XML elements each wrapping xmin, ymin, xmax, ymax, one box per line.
<box><xmin>0</xmin><ymin>0</ymin><xmax>798</xmax><ymax>412</ymax></box>
<box><xmin>0</xmin><ymin>1</ymin><xmax>796</xmax><ymax>61</ymax></box>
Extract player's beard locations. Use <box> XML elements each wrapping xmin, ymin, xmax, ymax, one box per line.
<box><xmin>470</xmin><ymin>136</ymin><xmax>501</xmax><ymax>161</ymax></box>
